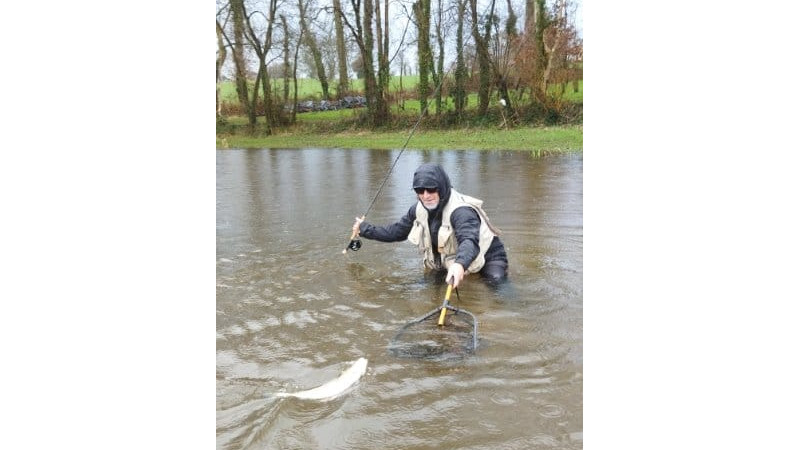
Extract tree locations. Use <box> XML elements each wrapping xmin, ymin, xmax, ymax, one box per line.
<box><xmin>523</xmin><ymin>0</ymin><xmax>581</xmax><ymax>106</ymax></box>
<box><xmin>375</xmin><ymin>0</ymin><xmax>390</xmax><ymax>102</ymax></box>
<box><xmin>432</xmin><ymin>0</ymin><xmax>446</xmax><ymax>115</ymax></box>
<box><xmin>280</xmin><ymin>15</ymin><xmax>292</xmax><ymax>105</ymax></box>
<box><xmin>490</xmin><ymin>0</ymin><xmax>518</xmax><ymax>119</ymax></box>
<box><xmin>332</xmin><ymin>0</ymin><xmax>350</xmax><ymax>97</ymax></box>
<box><xmin>292</xmin><ymin>15</ymin><xmax>305</xmax><ymax>123</ymax></box>
<box><xmin>216</xmin><ymin>17</ymin><xmax>228</xmax><ymax>119</ymax></box>
<box><xmin>547</xmin><ymin>0</ymin><xmax>582</xmax><ymax>97</ymax></box>
<box><xmin>241</xmin><ymin>0</ymin><xmax>279</xmax><ymax>131</ymax></box>
<box><xmin>412</xmin><ymin>0</ymin><xmax>432</xmax><ymax>116</ymax></box>
<box><xmin>528</xmin><ymin>0</ymin><xmax>549</xmax><ymax>105</ymax></box>
<box><xmin>337</xmin><ymin>0</ymin><xmax>389</xmax><ymax>125</ymax></box>
<box><xmin>469</xmin><ymin>0</ymin><xmax>495</xmax><ymax>115</ymax></box>
<box><xmin>229</xmin><ymin>0</ymin><xmax>254</xmax><ymax>125</ymax></box>
<box><xmin>215</xmin><ymin>0</ymin><xmax>582</xmax><ymax>131</ymax></box>
<box><xmin>298</xmin><ymin>0</ymin><xmax>330</xmax><ymax>99</ymax></box>
<box><xmin>362</xmin><ymin>0</ymin><xmax>386</xmax><ymax>122</ymax></box>
<box><xmin>453</xmin><ymin>0</ymin><xmax>468</xmax><ymax>120</ymax></box>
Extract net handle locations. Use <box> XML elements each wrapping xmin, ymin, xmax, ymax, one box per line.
<box><xmin>437</xmin><ymin>284</ymin><xmax>453</xmax><ymax>326</ymax></box>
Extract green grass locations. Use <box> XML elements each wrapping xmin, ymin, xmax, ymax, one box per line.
<box><xmin>217</xmin><ymin>76</ymin><xmax>582</xmax><ymax>153</ymax></box>
<box><xmin>217</xmin><ymin>125</ymin><xmax>582</xmax><ymax>154</ymax></box>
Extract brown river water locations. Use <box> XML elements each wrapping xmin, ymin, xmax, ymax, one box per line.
<box><xmin>216</xmin><ymin>148</ymin><xmax>583</xmax><ymax>449</ymax></box>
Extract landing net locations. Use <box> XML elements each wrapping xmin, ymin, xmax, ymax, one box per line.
<box><xmin>388</xmin><ymin>305</ymin><xmax>478</xmax><ymax>360</ymax></box>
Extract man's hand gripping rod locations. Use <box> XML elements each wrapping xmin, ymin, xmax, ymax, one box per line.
<box><xmin>342</xmin><ymin>215</ymin><xmax>365</xmax><ymax>254</ymax></box>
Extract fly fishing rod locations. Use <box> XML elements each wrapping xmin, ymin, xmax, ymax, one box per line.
<box><xmin>342</xmin><ymin>68</ymin><xmax>452</xmax><ymax>254</ymax></box>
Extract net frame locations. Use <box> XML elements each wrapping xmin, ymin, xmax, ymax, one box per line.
<box><xmin>388</xmin><ymin>304</ymin><xmax>479</xmax><ymax>359</ymax></box>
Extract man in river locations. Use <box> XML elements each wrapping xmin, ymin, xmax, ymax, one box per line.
<box><xmin>352</xmin><ymin>163</ymin><xmax>509</xmax><ymax>287</ymax></box>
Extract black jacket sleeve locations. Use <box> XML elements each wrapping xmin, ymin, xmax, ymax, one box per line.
<box><xmin>358</xmin><ymin>205</ymin><xmax>417</xmax><ymax>242</ymax></box>
<box><xmin>451</xmin><ymin>206</ymin><xmax>482</xmax><ymax>268</ymax></box>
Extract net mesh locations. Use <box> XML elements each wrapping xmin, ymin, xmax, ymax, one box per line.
<box><xmin>388</xmin><ymin>307</ymin><xmax>478</xmax><ymax>360</ymax></box>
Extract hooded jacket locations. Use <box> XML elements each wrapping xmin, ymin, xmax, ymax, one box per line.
<box><xmin>359</xmin><ymin>163</ymin><xmax>506</xmax><ymax>272</ymax></box>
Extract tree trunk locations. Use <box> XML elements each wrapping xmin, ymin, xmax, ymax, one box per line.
<box><xmin>216</xmin><ymin>20</ymin><xmax>227</xmax><ymax>119</ymax></box>
<box><xmin>332</xmin><ymin>0</ymin><xmax>349</xmax><ymax>98</ymax></box>
<box><xmin>281</xmin><ymin>15</ymin><xmax>291</xmax><ymax>105</ymax></box>
<box><xmin>434</xmin><ymin>0</ymin><xmax>444</xmax><ymax>115</ymax></box>
<box><xmin>241</xmin><ymin>0</ymin><xmax>278</xmax><ymax>133</ymax></box>
<box><xmin>362</xmin><ymin>0</ymin><xmax>387</xmax><ymax>125</ymax></box>
<box><xmin>292</xmin><ymin>26</ymin><xmax>304</xmax><ymax>124</ymax></box>
<box><xmin>383</xmin><ymin>0</ymin><xmax>389</xmax><ymax>91</ymax></box>
<box><xmin>469</xmin><ymin>0</ymin><xmax>493</xmax><ymax>115</ymax></box>
<box><xmin>413</xmin><ymin>0</ymin><xmax>431</xmax><ymax>116</ymax></box>
<box><xmin>261</xmin><ymin>0</ymin><xmax>277</xmax><ymax>130</ymax></box>
<box><xmin>530</xmin><ymin>0</ymin><xmax>549</xmax><ymax>105</ymax></box>
<box><xmin>542</xmin><ymin>1</ymin><xmax>565</xmax><ymax>99</ymax></box>
<box><xmin>496</xmin><ymin>0</ymin><xmax>516</xmax><ymax>119</ymax></box>
<box><xmin>454</xmin><ymin>0</ymin><xmax>467</xmax><ymax>120</ymax></box>
<box><xmin>230</xmin><ymin>0</ymin><xmax>254</xmax><ymax>126</ymax></box>
<box><xmin>375</xmin><ymin>0</ymin><xmax>391</xmax><ymax>109</ymax></box>
<box><xmin>375</xmin><ymin>0</ymin><xmax>388</xmax><ymax>98</ymax></box>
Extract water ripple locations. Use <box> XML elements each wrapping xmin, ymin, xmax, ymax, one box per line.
<box><xmin>217</xmin><ymin>150</ymin><xmax>583</xmax><ymax>450</ymax></box>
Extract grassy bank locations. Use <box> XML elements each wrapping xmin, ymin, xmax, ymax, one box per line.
<box><xmin>217</xmin><ymin>124</ymin><xmax>582</xmax><ymax>153</ymax></box>
<box><xmin>217</xmin><ymin>77</ymin><xmax>582</xmax><ymax>153</ymax></box>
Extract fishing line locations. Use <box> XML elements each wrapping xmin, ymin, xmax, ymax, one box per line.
<box><xmin>343</xmin><ymin>67</ymin><xmax>453</xmax><ymax>254</ymax></box>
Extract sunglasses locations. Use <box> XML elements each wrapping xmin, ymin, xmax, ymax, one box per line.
<box><xmin>414</xmin><ymin>187</ymin><xmax>438</xmax><ymax>195</ymax></box>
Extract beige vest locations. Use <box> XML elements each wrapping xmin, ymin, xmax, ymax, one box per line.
<box><xmin>407</xmin><ymin>188</ymin><xmax>501</xmax><ymax>273</ymax></box>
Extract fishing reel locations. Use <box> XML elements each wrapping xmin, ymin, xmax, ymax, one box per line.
<box><xmin>342</xmin><ymin>216</ymin><xmax>366</xmax><ymax>254</ymax></box>
<box><xmin>347</xmin><ymin>238</ymin><xmax>362</xmax><ymax>251</ymax></box>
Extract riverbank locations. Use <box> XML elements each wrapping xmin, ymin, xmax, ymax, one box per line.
<box><xmin>216</xmin><ymin>124</ymin><xmax>582</xmax><ymax>153</ymax></box>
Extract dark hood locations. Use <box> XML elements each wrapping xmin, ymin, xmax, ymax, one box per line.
<box><xmin>412</xmin><ymin>163</ymin><xmax>452</xmax><ymax>211</ymax></box>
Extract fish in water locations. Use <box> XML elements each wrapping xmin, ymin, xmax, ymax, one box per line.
<box><xmin>274</xmin><ymin>357</ymin><xmax>368</xmax><ymax>402</ymax></box>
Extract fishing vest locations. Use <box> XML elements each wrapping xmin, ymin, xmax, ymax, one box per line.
<box><xmin>407</xmin><ymin>188</ymin><xmax>501</xmax><ymax>273</ymax></box>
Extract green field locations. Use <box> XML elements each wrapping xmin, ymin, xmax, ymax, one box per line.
<box><xmin>217</xmin><ymin>75</ymin><xmax>582</xmax><ymax>152</ymax></box>
<box><xmin>218</xmin><ymin>76</ymin><xmax>422</xmax><ymax>102</ymax></box>
<box><xmin>218</xmin><ymin>76</ymin><xmax>583</xmax><ymax>104</ymax></box>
